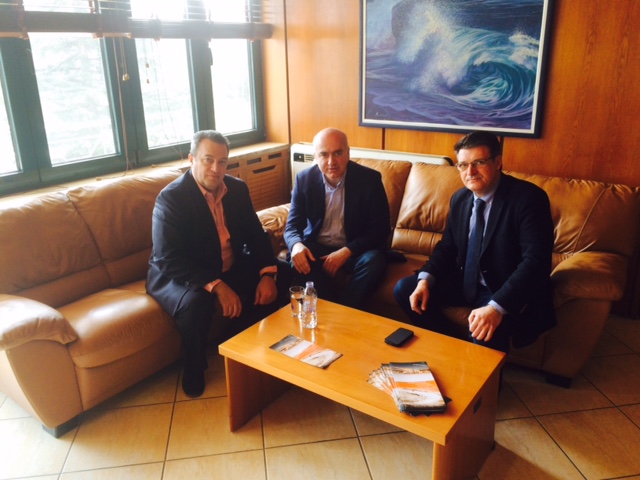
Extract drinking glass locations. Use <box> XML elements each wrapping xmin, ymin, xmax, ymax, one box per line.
<box><xmin>289</xmin><ymin>286</ymin><xmax>304</xmax><ymax>318</ymax></box>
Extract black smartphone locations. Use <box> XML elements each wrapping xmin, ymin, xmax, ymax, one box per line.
<box><xmin>384</xmin><ymin>327</ymin><xmax>414</xmax><ymax>347</ymax></box>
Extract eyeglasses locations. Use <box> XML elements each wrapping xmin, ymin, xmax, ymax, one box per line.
<box><xmin>199</xmin><ymin>156</ymin><xmax>227</xmax><ymax>167</ymax></box>
<box><xmin>455</xmin><ymin>157</ymin><xmax>494</xmax><ymax>171</ymax></box>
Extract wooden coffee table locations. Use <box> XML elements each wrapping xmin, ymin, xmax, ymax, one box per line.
<box><xmin>219</xmin><ymin>300</ymin><xmax>505</xmax><ymax>480</ymax></box>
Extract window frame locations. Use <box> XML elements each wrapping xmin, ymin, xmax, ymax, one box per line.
<box><xmin>0</xmin><ymin>9</ymin><xmax>266</xmax><ymax>197</ymax></box>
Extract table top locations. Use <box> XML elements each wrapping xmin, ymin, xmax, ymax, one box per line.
<box><xmin>219</xmin><ymin>299</ymin><xmax>505</xmax><ymax>445</ymax></box>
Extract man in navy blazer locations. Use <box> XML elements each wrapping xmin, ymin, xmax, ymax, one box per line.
<box><xmin>284</xmin><ymin>128</ymin><xmax>390</xmax><ymax>308</ymax></box>
<box><xmin>147</xmin><ymin>130</ymin><xmax>288</xmax><ymax>397</ymax></box>
<box><xmin>394</xmin><ymin>131</ymin><xmax>556</xmax><ymax>352</ymax></box>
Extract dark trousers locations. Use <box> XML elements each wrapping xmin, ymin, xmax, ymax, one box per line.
<box><xmin>393</xmin><ymin>274</ymin><xmax>512</xmax><ymax>354</ymax></box>
<box><xmin>174</xmin><ymin>257</ymin><xmax>290</xmax><ymax>374</ymax></box>
<box><xmin>290</xmin><ymin>242</ymin><xmax>386</xmax><ymax>309</ymax></box>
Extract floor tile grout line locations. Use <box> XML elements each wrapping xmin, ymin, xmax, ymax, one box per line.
<box><xmin>532</xmin><ymin>415</ymin><xmax>588</xmax><ymax>480</ymax></box>
<box><xmin>58</xmin><ymin>411</ymin><xmax>83</xmax><ymax>477</ymax></box>
<box><xmin>532</xmin><ymin>405</ymin><xmax>637</xmax><ymax>419</ymax></box>
<box><xmin>348</xmin><ymin>408</ymin><xmax>375</xmax><ymax>480</ymax></box>
<box><xmin>619</xmin><ymin>405</ymin><xmax>640</xmax><ymax>430</ymax></box>
<box><xmin>581</xmin><ymin>356</ymin><xmax>640</xmax><ymax>409</ymax></box>
<box><xmin>263</xmin><ymin>436</ymin><xmax>363</xmax><ymax>453</ymax></box>
<box><xmin>159</xmin><ymin>367</ymin><xmax>181</xmax><ymax>478</ymax></box>
<box><xmin>53</xmin><ymin>461</ymin><xmax>166</xmax><ymax>477</ymax></box>
<box><xmin>261</xmin><ymin>411</ymin><xmax>269</xmax><ymax>480</ymax></box>
<box><xmin>155</xmin><ymin>447</ymin><xmax>267</xmax><ymax>464</ymax></box>
<box><xmin>604</xmin><ymin>318</ymin><xmax>640</xmax><ymax>354</ymax></box>
<box><xmin>501</xmin><ymin>380</ymin><xmax>536</xmax><ymax>419</ymax></box>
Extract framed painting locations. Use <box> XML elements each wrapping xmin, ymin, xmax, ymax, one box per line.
<box><xmin>360</xmin><ymin>0</ymin><xmax>554</xmax><ymax>137</ymax></box>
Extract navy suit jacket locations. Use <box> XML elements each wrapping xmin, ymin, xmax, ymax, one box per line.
<box><xmin>423</xmin><ymin>173</ymin><xmax>556</xmax><ymax>347</ymax></box>
<box><xmin>146</xmin><ymin>169</ymin><xmax>276</xmax><ymax>316</ymax></box>
<box><xmin>284</xmin><ymin>161</ymin><xmax>390</xmax><ymax>256</ymax></box>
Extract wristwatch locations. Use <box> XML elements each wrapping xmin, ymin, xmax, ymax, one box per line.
<box><xmin>261</xmin><ymin>271</ymin><xmax>277</xmax><ymax>281</ymax></box>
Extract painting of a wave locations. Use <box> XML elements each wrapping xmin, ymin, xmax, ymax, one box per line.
<box><xmin>360</xmin><ymin>0</ymin><xmax>554</xmax><ymax>137</ymax></box>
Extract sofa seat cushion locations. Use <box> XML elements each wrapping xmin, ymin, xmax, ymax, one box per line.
<box><xmin>60</xmin><ymin>289</ymin><xmax>177</xmax><ymax>368</ymax></box>
<box><xmin>379</xmin><ymin>253</ymin><xmax>426</xmax><ymax>299</ymax></box>
<box><xmin>115</xmin><ymin>280</ymin><xmax>147</xmax><ymax>294</ymax></box>
<box><xmin>365</xmin><ymin>253</ymin><xmax>427</xmax><ymax>321</ymax></box>
<box><xmin>440</xmin><ymin>306</ymin><xmax>473</xmax><ymax>329</ymax></box>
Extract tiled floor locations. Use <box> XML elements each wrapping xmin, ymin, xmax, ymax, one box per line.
<box><xmin>1</xmin><ymin>314</ymin><xmax>640</xmax><ymax>480</ymax></box>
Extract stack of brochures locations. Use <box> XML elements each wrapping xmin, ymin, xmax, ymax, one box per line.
<box><xmin>368</xmin><ymin>361</ymin><xmax>447</xmax><ymax>415</ymax></box>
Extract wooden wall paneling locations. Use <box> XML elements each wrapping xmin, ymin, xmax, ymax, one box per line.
<box><xmin>285</xmin><ymin>0</ymin><xmax>383</xmax><ymax>149</ymax></box>
<box><xmin>384</xmin><ymin>129</ymin><xmax>461</xmax><ymax>159</ymax></box>
<box><xmin>504</xmin><ymin>0</ymin><xmax>640</xmax><ymax>186</ymax></box>
<box><xmin>582</xmin><ymin>0</ymin><xmax>640</xmax><ymax>186</ymax></box>
<box><xmin>262</xmin><ymin>0</ymin><xmax>290</xmax><ymax>144</ymax></box>
<box><xmin>279</xmin><ymin>0</ymin><xmax>640</xmax><ymax>186</ymax></box>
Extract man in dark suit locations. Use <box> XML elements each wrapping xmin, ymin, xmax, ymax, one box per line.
<box><xmin>284</xmin><ymin>128</ymin><xmax>390</xmax><ymax>309</ymax></box>
<box><xmin>394</xmin><ymin>131</ymin><xmax>556</xmax><ymax>352</ymax></box>
<box><xmin>147</xmin><ymin>130</ymin><xmax>289</xmax><ymax>397</ymax></box>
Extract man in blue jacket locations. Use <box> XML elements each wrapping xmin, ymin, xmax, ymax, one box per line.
<box><xmin>147</xmin><ymin>130</ymin><xmax>289</xmax><ymax>397</ymax></box>
<box><xmin>284</xmin><ymin>128</ymin><xmax>390</xmax><ymax>309</ymax></box>
<box><xmin>394</xmin><ymin>131</ymin><xmax>556</xmax><ymax>352</ymax></box>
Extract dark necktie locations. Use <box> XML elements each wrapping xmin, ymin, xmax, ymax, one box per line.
<box><xmin>464</xmin><ymin>198</ymin><xmax>486</xmax><ymax>303</ymax></box>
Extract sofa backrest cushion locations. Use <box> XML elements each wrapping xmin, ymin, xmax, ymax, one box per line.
<box><xmin>390</xmin><ymin>163</ymin><xmax>640</xmax><ymax>269</ymax></box>
<box><xmin>509</xmin><ymin>172</ymin><xmax>640</xmax><ymax>259</ymax></box>
<box><xmin>392</xmin><ymin>163</ymin><xmax>461</xmax><ymax>255</ymax></box>
<box><xmin>352</xmin><ymin>158</ymin><xmax>413</xmax><ymax>229</ymax></box>
<box><xmin>67</xmin><ymin>168</ymin><xmax>183</xmax><ymax>287</ymax></box>
<box><xmin>0</xmin><ymin>192</ymin><xmax>110</xmax><ymax>307</ymax></box>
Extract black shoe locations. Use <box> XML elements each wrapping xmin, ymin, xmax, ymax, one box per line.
<box><xmin>182</xmin><ymin>367</ymin><xmax>205</xmax><ymax>398</ymax></box>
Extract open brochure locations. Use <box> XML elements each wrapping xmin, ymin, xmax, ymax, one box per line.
<box><xmin>270</xmin><ymin>334</ymin><xmax>342</xmax><ymax>368</ymax></box>
<box><xmin>368</xmin><ymin>361</ymin><xmax>448</xmax><ymax>415</ymax></box>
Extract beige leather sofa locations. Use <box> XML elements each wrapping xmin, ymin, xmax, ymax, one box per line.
<box><xmin>1</xmin><ymin>154</ymin><xmax>639</xmax><ymax>438</ymax></box>
<box><xmin>0</xmin><ymin>168</ymin><xmax>184</xmax><ymax>436</ymax></box>
<box><xmin>259</xmin><ymin>158</ymin><xmax>640</xmax><ymax>387</ymax></box>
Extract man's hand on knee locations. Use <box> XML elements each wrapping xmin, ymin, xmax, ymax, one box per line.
<box><xmin>410</xmin><ymin>279</ymin><xmax>430</xmax><ymax>314</ymax></box>
<box><xmin>291</xmin><ymin>242</ymin><xmax>314</xmax><ymax>275</ymax></box>
<box><xmin>320</xmin><ymin>247</ymin><xmax>351</xmax><ymax>277</ymax></box>
<box><xmin>468</xmin><ymin>305</ymin><xmax>503</xmax><ymax>342</ymax></box>
<box><xmin>255</xmin><ymin>276</ymin><xmax>278</xmax><ymax>305</ymax></box>
<box><xmin>212</xmin><ymin>281</ymin><xmax>242</xmax><ymax>318</ymax></box>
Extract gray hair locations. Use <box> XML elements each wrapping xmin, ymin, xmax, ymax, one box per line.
<box><xmin>189</xmin><ymin>130</ymin><xmax>230</xmax><ymax>156</ymax></box>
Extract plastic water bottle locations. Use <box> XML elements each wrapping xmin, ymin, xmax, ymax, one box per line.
<box><xmin>301</xmin><ymin>281</ymin><xmax>318</xmax><ymax>328</ymax></box>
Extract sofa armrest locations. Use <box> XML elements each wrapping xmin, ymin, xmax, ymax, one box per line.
<box><xmin>551</xmin><ymin>251</ymin><xmax>628</xmax><ymax>305</ymax></box>
<box><xmin>257</xmin><ymin>203</ymin><xmax>290</xmax><ymax>255</ymax></box>
<box><xmin>0</xmin><ymin>294</ymin><xmax>78</xmax><ymax>350</ymax></box>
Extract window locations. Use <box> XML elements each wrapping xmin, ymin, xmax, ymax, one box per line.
<box><xmin>211</xmin><ymin>39</ymin><xmax>255</xmax><ymax>133</ymax></box>
<box><xmin>29</xmin><ymin>33</ymin><xmax>117</xmax><ymax>165</ymax></box>
<box><xmin>0</xmin><ymin>77</ymin><xmax>18</xmax><ymax>175</ymax></box>
<box><xmin>135</xmin><ymin>38</ymin><xmax>195</xmax><ymax>149</ymax></box>
<box><xmin>0</xmin><ymin>0</ymin><xmax>270</xmax><ymax>196</ymax></box>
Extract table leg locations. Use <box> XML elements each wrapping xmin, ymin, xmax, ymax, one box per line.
<box><xmin>224</xmin><ymin>357</ymin><xmax>290</xmax><ymax>431</ymax></box>
<box><xmin>431</xmin><ymin>372</ymin><xmax>500</xmax><ymax>480</ymax></box>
